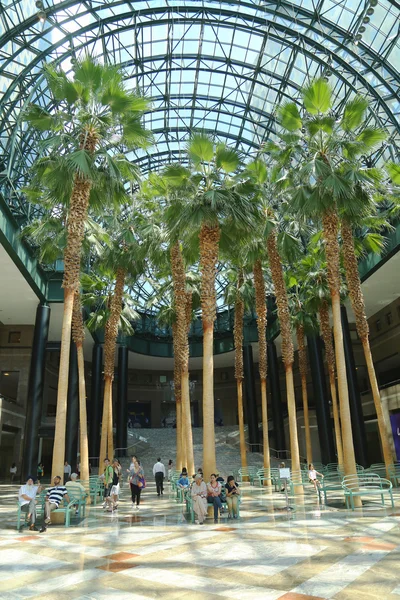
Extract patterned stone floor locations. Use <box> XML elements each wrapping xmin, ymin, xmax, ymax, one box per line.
<box><xmin>2</xmin><ymin>479</ymin><xmax>400</xmax><ymax>600</ymax></box>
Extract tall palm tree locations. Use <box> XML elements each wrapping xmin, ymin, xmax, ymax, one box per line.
<box><xmin>24</xmin><ymin>56</ymin><xmax>151</xmax><ymax>478</ymax></box>
<box><xmin>274</xmin><ymin>80</ymin><xmax>386</xmax><ymax>496</ymax></box>
<box><xmin>244</xmin><ymin>159</ymin><xmax>303</xmax><ymax>488</ymax></box>
<box><xmin>293</xmin><ymin>246</ymin><xmax>344</xmax><ymax>468</ymax></box>
<box><xmin>341</xmin><ymin>217</ymin><xmax>394</xmax><ymax>472</ymax></box>
<box><xmin>165</xmin><ymin>135</ymin><xmax>255</xmax><ymax>478</ymax></box>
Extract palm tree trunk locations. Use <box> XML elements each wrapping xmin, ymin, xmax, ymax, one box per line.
<box><xmin>233</xmin><ymin>274</ymin><xmax>247</xmax><ymax>470</ymax></box>
<box><xmin>285</xmin><ymin>365</ymin><xmax>302</xmax><ymax>491</ymax></box>
<box><xmin>172</xmin><ymin>325</ymin><xmax>183</xmax><ymax>472</ymax></box>
<box><xmin>363</xmin><ymin>337</ymin><xmax>394</xmax><ymax>473</ymax></box>
<box><xmin>323</xmin><ymin>212</ymin><xmax>360</xmax><ymax>505</ymax></box>
<box><xmin>342</xmin><ymin>220</ymin><xmax>394</xmax><ymax>474</ymax></box>
<box><xmin>266</xmin><ymin>231</ymin><xmax>302</xmax><ymax>491</ymax></box>
<box><xmin>72</xmin><ymin>291</ymin><xmax>90</xmax><ymax>501</ymax></box>
<box><xmin>170</xmin><ymin>244</ymin><xmax>195</xmax><ymax>475</ymax></box>
<box><xmin>319</xmin><ymin>302</ymin><xmax>343</xmax><ymax>468</ymax></box>
<box><xmin>236</xmin><ymin>379</ymin><xmax>247</xmax><ymax>469</ymax></box>
<box><xmin>76</xmin><ymin>342</ymin><xmax>90</xmax><ymax>502</ymax></box>
<box><xmin>99</xmin><ymin>376</ymin><xmax>111</xmax><ymax>466</ymax></box>
<box><xmin>99</xmin><ymin>267</ymin><xmax>126</xmax><ymax>467</ymax></box>
<box><xmin>296</xmin><ymin>325</ymin><xmax>312</xmax><ymax>465</ymax></box>
<box><xmin>108</xmin><ymin>385</ymin><xmax>114</xmax><ymax>459</ymax></box>
<box><xmin>182</xmin><ymin>368</ymin><xmax>195</xmax><ymax>476</ymax></box>
<box><xmin>253</xmin><ymin>260</ymin><xmax>270</xmax><ymax>482</ymax></box>
<box><xmin>199</xmin><ymin>225</ymin><xmax>220</xmax><ymax>478</ymax></box>
<box><xmin>301</xmin><ymin>375</ymin><xmax>312</xmax><ymax>465</ymax></box>
<box><xmin>202</xmin><ymin>323</ymin><xmax>216</xmax><ymax>477</ymax></box>
<box><xmin>52</xmin><ymin>288</ymin><xmax>75</xmax><ymax>479</ymax></box>
<box><xmin>328</xmin><ymin>370</ymin><xmax>344</xmax><ymax>469</ymax></box>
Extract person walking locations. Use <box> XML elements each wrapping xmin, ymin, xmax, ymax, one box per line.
<box><xmin>10</xmin><ymin>463</ymin><xmax>17</xmax><ymax>482</ymax></box>
<box><xmin>207</xmin><ymin>473</ymin><xmax>223</xmax><ymax>523</ymax></box>
<box><xmin>128</xmin><ymin>456</ymin><xmax>145</xmax><ymax>510</ymax></box>
<box><xmin>102</xmin><ymin>458</ymin><xmax>114</xmax><ymax>508</ymax></box>
<box><xmin>37</xmin><ymin>463</ymin><xmax>44</xmax><ymax>481</ymax></box>
<box><xmin>225</xmin><ymin>475</ymin><xmax>240</xmax><ymax>519</ymax></box>
<box><xmin>191</xmin><ymin>473</ymin><xmax>207</xmax><ymax>524</ymax></box>
<box><xmin>18</xmin><ymin>475</ymin><xmax>41</xmax><ymax>531</ymax></box>
<box><xmin>153</xmin><ymin>458</ymin><xmax>166</xmax><ymax>496</ymax></box>
<box><xmin>167</xmin><ymin>459</ymin><xmax>173</xmax><ymax>482</ymax></box>
<box><xmin>63</xmin><ymin>461</ymin><xmax>71</xmax><ymax>484</ymax></box>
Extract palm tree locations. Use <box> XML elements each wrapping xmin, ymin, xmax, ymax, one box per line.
<box><xmin>243</xmin><ymin>159</ymin><xmax>303</xmax><ymax>488</ymax></box>
<box><xmin>341</xmin><ymin>216</ymin><xmax>394</xmax><ymax>473</ymax></box>
<box><xmin>293</xmin><ymin>245</ymin><xmax>344</xmax><ymax>468</ymax></box>
<box><xmin>165</xmin><ymin>135</ymin><xmax>255</xmax><ymax>478</ymax></box>
<box><xmin>24</xmin><ymin>56</ymin><xmax>151</xmax><ymax>478</ymax></box>
<box><xmin>274</xmin><ymin>80</ymin><xmax>386</xmax><ymax>495</ymax></box>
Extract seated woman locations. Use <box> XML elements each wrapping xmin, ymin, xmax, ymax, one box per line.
<box><xmin>191</xmin><ymin>473</ymin><xmax>207</xmax><ymax>524</ymax></box>
<box><xmin>225</xmin><ymin>475</ymin><xmax>240</xmax><ymax>519</ymax></box>
<box><xmin>207</xmin><ymin>473</ymin><xmax>223</xmax><ymax>523</ymax></box>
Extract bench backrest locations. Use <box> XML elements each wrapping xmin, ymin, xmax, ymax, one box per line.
<box><xmin>342</xmin><ymin>473</ymin><xmax>390</xmax><ymax>491</ymax></box>
<box><xmin>238</xmin><ymin>466</ymin><xmax>257</xmax><ymax>475</ymax></box>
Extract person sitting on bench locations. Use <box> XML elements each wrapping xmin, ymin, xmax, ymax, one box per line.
<box><xmin>39</xmin><ymin>476</ymin><xmax>70</xmax><ymax>533</ymax></box>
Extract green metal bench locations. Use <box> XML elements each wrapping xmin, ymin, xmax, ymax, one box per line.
<box><xmin>17</xmin><ymin>490</ymin><xmax>46</xmax><ymax>531</ymax></box>
<box><xmin>255</xmin><ymin>468</ymin><xmax>279</xmax><ymax>489</ymax></box>
<box><xmin>237</xmin><ymin>466</ymin><xmax>257</xmax><ymax>485</ymax></box>
<box><xmin>388</xmin><ymin>463</ymin><xmax>400</xmax><ymax>487</ymax></box>
<box><xmin>342</xmin><ymin>473</ymin><xmax>394</xmax><ymax>510</ymax></box>
<box><xmin>320</xmin><ymin>473</ymin><xmax>343</xmax><ymax>503</ymax></box>
<box><xmin>66</xmin><ymin>484</ymin><xmax>88</xmax><ymax>518</ymax></box>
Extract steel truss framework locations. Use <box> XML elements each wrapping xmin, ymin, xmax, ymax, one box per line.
<box><xmin>0</xmin><ymin>0</ymin><xmax>399</xmax><ymax>313</ymax></box>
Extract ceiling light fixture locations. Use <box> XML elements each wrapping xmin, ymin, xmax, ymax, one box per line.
<box><xmin>38</xmin><ymin>10</ymin><xmax>46</xmax><ymax>23</ymax></box>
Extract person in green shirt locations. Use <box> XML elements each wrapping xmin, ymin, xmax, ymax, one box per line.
<box><xmin>102</xmin><ymin>458</ymin><xmax>114</xmax><ymax>508</ymax></box>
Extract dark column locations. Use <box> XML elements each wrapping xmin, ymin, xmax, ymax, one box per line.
<box><xmin>22</xmin><ymin>304</ymin><xmax>50</xmax><ymax>479</ymax></box>
<box><xmin>89</xmin><ymin>344</ymin><xmax>103</xmax><ymax>459</ymax></box>
<box><xmin>243</xmin><ymin>345</ymin><xmax>259</xmax><ymax>451</ymax></box>
<box><xmin>307</xmin><ymin>335</ymin><xmax>336</xmax><ymax>464</ymax></box>
<box><xmin>341</xmin><ymin>305</ymin><xmax>368</xmax><ymax>467</ymax></box>
<box><xmin>267</xmin><ymin>340</ymin><xmax>286</xmax><ymax>452</ymax></box>
<box><xmin>65</xmin><ymin>341</ymin><xmax>79</xmax><ymax>469</ymax></box>
<box><xmin>116</xmin><ymin>345</ymin><xmax>128</xmax><ymax>456</ymax></box>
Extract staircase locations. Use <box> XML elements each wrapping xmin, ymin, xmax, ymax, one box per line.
<box><xmin>121</xmin><ymin>426</ymin><xmax>282</xmax><ymax>476</ymax></box>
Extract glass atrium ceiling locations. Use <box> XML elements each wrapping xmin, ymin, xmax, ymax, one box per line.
<box><xmin>1</xmin><ymin>1</ymin><xmax>400</xmax><ymax>215</ymax></box>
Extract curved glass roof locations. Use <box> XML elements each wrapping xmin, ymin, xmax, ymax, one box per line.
<box><xmin>1</xmin><ymin>0</ymin><xmax>400</xmax><ymax>223</ymax></box>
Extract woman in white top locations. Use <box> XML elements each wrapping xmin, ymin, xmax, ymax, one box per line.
<box><xmin>308</xmin><ymin>463</ymin><xmax>324</xmax><ymax>491</ymax></box>
<box><xmin>191</xmin><ymin>473</ymin><xmax>208</xmax><ymax>524</ymax></box>
<box><xmin>10</xmin><ymin>463</ymin><xmax>17</xmax><ymax>482</ymax></box>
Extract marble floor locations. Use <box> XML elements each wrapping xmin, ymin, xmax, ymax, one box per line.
<box><xmin>2</xmin><ymin>479</ymin><xmax>400</xmax><ymax>600</ymax></box>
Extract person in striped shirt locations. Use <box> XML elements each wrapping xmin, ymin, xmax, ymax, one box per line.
<box><xmin>39</xmin><ymin>476</ymin><xmax>70</xmax><ymax>533</ymax></box>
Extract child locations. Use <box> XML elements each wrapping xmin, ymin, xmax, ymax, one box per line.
<box><xmin>308</xmin><ymin>463</ymin><xmax>324</xmax><ymax>491</ymax></box>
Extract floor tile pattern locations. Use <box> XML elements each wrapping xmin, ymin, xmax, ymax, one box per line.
<box><xmin>2</xmin><ymin>471</ymin><xmax>400</xmax><ymax>599</ymax></box>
